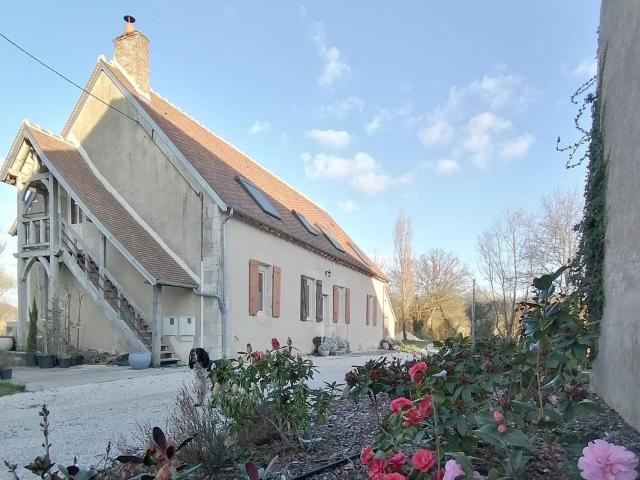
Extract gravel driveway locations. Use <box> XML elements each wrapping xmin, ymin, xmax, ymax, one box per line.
<box><xmin>0</xmin><ymin>351</ymin><xmax>414</xmax><ymax>479</ymax></box>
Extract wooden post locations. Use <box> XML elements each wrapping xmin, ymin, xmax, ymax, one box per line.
<box><xmin>16</xmin><ymin>187</ymin><xmax>27</xmax><ymax>349</ymax></box>
<box><xmin>151</xmin><ymin>285</ymin><xmax>162</xmax><ymax>367</ymax></box>
<box><xmin>47</xmin><ymin>175</ymin><xmax>60</xmax><ymax>356</ymax></box>
<box><xmin>98</xmin><ymin>234</ymin><xmax>107</xmax><ymax>298</ymax></box>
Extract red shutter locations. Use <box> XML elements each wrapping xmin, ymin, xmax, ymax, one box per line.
<box><xmin>345</xmin><ymin>288</ymin><xmax>351</xmax><ymax>324</ymax></box>
<box><xmin>272</xmin><ymin>266</ymin><xmax>281</xmax><ymax>318</ymax></box>
<box><xmin>366</xmin><ymin>295</ymin><xmax>371</xmax><ymax>325</ymax></box>
<box><xmin>332</xmin><ymin>285</ymin><xmax>339</xmax><ymax>323</ymax></box>
<box><xmin>373</xmin><ymin>295</ymin><xmax>378</xmax><ymax>326</ymax></box>
<box><xmin>249</xmin><ymin>259</ymin><xmax>259</xmax><ymax>316</ymax></box>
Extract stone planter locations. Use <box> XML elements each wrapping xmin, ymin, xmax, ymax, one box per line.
<box><xmin>58</xmin><ymin>356</ymin><xmax>73</xmax><ymax>368</ymax></box>
<box><xmin>38</xmin><ymin>354</ymin><xmax>57</xmax><ymax>369</ymax></box>
<box><xmin>24</xmin><ymin>353</ymin><xmax>38</xmax><ymax>367</ymax></box>
<box><xmin>0</xmin><ymin>368</ymin><xmax>12</xmax><ymax>380</ymax></box>
<box><xmin>128</xmin><ymin>351</ymin><xmax>151</xmax><ymax>370</ymax></box>
<box><xmin>0</xmin><ymin>336</ymin><xmax>14</xmax><ymax>353</ymax></box>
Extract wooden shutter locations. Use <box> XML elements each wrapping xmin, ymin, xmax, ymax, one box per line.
<box><xmin>249</xmin><ymin>259</ymin><xmax>259</xmax><ymax>316</ymax></box>
<box><xmin>300</xmin><ymin>276</ymin><xmax>308</xmax><ymax>321</ymax></box>
<box><xmin>345</xmin><ymin>288</ymin><xmax>351</xmax><ymax>324</ymax></box>
<box><xmin>373</xmin><ymin>295</ymin><xmax>378</xmax><ymax>326</ymax></box>
<box><xmin>316</xmin><ymin>280</ymin><xmax>323</xmax><ymax>322</ymax></box>
<box><xmin>366</xmin><ymin>295</ymin><xmax>371</xmax><ymax>325</ymax></box>
<box><xmin>272</xmin><ymin>266</ymin><xmax>281</xmax><ymax>318</ymax></box>
<box><xmin>332</xmin><ymin>285</ymin><xmax>339</xmax><ymax>323</ymax></box>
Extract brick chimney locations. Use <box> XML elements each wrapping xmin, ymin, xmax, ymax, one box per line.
<box><xmin>113</xmin><ymin>15</ymin><xmax>150</xmax><ymax>98</ymax></box>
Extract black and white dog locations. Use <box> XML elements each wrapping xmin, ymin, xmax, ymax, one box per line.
<box><xmin>188</xmin><ymin>348</ymin><xmax>211</xmax><ymax>406</ymax></box>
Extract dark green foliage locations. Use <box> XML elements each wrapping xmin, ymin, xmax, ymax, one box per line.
<box><xmin>27</xmin><ymin>297</ymin><xmax>38</xmax><ymax>353</ymax></box>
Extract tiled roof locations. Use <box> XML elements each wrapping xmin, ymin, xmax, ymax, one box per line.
<box><xmin>27</xmin><ymin>126</ymin><xmax>196</xmax><ymax>287</ymax></box>
<box><xmin>105</xmin><ymin>61</ymin><xmax>384</xmax><ymax>279</ymax></box>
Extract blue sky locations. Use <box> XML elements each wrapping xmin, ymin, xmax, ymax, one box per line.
<box><xmin>0</xmin><ymin>1</ymin><xmax>600</xmax><ymax>295</ymax></box>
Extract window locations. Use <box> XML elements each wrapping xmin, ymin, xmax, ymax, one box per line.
<box><xmin>349</xmin><ymin>242</ymin><xmax>371</xmax><ymax>265</ymax></box>
<box><xmin>237</xmin><ymin>176</ymin><xmax>282</xmax><ymax>220</ymax></box>
<box><xmin>70</xmin><ymin>198</ymin><xmax>83</xmax><ymax>225</ymax></box>
<box><xmin>300</xmin><ymin>276</ymin><xmax>323</xmax><ymax>322</ymax></box>
<box><xmin>366</xmin><ymin>294</ymin><xmax>378</xmax><ymax>326</ymax></box>
<box><xmin>332</xmin><ymin>285</ymin><xmax>351</xmax><ymax>324</ymax></box>
<box><xmin>292</xmin><ymin>210</ymin><xmax>318</xmax><ymax>236</ymax></box>
<box><xmin>249</xmin><ymin>260</ymin><xmax>279</xmax><ymax>317</ymax></box>
<box><xmin>258</xmin><ymin>268</ymin><xmax>265</xmax><ymax>313</ymax></box>
<box><xmin>319</xmin><ymin>226</ymin><xmax>345</xmax><ymax>253</ymax></box>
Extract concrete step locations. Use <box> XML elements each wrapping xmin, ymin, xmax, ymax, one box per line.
<box><xmin>160</xmin><ymin>357</ymin><xmax>181</xmax><ymax>366</ymax></box>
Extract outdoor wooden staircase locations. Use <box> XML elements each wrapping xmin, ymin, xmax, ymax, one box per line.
<box><xmin>59</xmin><ymin>219</ymin><xmax>180</xmax><ymax>366</ymax></box>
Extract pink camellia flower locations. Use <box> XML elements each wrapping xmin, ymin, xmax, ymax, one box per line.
<box><xmin>368</xmin><ymin>458</ymin><xmax>387</xmax><ymax>478</ymax></box>
<box><xmin>443</xmin><ymin>459</ymin><xmax>465</xmax><ymax>480</ymax></box>
<box><xmin>271</xmin><ymin>337</ymin><xmax>280</xmax><ymax>349</ymax></box>
<box><xmin>361</xmin><ymin>446</ymin><xmax>375</xmax><ymax>465</ymax></box>
<box><xmin>493</xmin><ymin>411</ymin><xmax>505</xmax><ymax>425</ymax></box>
<box><xmin>384</xmin><ymin>473</ymin><xmax>407</xmax><ymax>480</ymax></box>
<box><xmin>411</xmin><ymin>449</ymin><xmax>435</xmax><ymax>473</ymax></box>
<box><xmin>418</xmin><ymin>395</ymin><xmax>433</xmax><ymax>418</ymax></box>
<box><xmin>388</xmin><ymin>452</ymin><xmax>406</xmax><ymax>471</ymax></box>
<box><xmin>390</xmin><ymin>397</ymin><xmax>413</xmax><ymax>413</ymax></box>
<box><xmin>497</xmin><ymin>424</ymin><xmax>507</xmax><ymax>434</ymax></box>
<box><xmin>402</xmin><ymin>407</ymin><xmax>423</xmax><ymax>427</ymax></box>
<box><xmin>408</xmin><ymin>361</ymin><xmax>428</xmax><ymax>384</ymax></box>
<box><xmin>578</xmin><ymin>439</ymin><xmax>639</xmax><ymax>480</ymax></box>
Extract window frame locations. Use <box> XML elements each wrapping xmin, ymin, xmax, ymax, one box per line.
<box><xmin>236</xmin><ymin>176</ymin><xmax>282</xmax><ymax>220</ymax></box>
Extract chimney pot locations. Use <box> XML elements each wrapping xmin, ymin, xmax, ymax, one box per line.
<box><xmin>123</xmin><ymin>15</ymin><xmax>136</xmax><ymax>34</ymax></box>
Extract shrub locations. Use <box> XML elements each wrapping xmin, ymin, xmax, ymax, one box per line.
<box><xmin>209</xmin><ymin>338</ymin><xmax>337</xmax><ymax>446</ymax></box>
<box><xmin>27</xmin><ymin>298</ymin><xmax>38</xmax><ymax>353</ymax></box>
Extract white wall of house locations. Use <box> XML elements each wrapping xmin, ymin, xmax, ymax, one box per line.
<box><xmin>226</xmin><ymin>218</ymin><xmax>393</xmax><ymax>354</ymax></box>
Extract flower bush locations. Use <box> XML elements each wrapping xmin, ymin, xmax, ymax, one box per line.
<box><xmin>209</xmin><ymin>338</ymin><xmax>337</xmax><ymax>445</ymax></box>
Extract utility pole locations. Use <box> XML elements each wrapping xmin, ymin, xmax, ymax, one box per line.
<box><xmin>471</xmin><ymin>278</ymin><xmax>476</xmax><ymax>348</ymax></box>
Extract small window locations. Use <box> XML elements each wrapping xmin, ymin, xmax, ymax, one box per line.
<box><xmin>258</xmin><ymin>269</ymin><xmax>265</xmax><ymax>312</ymax></box>
<box><xmin>292</xmin><ymin>210</ymin><xmax>318</xmax><ymax>236</ymax></box>
<box><xmin>300</xmin><ymin>276</ymin><xmax>315</xmax><ymax>321</ymax></box>
<box><xmin>169</xmin><ymin>318</ymin><xmax>175</xmax><ymax>326</ymax></box>
<box><xmin>70</xmin><ymin>198</ymin><xmax>83</xmax><ymax>225</ymax></box>
<box><xmin>319</xmin><ymin>226</ymin><xmax>345</xmax><ymax>253</ymax></box>
<box><xmin>349</xmin><ymin>242</ymin><xmax>371</xmax><ymax>265</ymax></box>
<box><xmin>237</xmin><ymin>176</ymin><xmax>282</xmax><ymax>220</ymax></box>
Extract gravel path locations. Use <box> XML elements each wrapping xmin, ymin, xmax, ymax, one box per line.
<box><xmin>0</xmin><ymin>352</ymin><xmax>413</xmax><ymax>479</ymax></box>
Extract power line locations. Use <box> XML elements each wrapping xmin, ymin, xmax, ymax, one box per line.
<box><xmin>0</xmin><ymin>31</ymin><xmax>139</xmax><ymax>124</ymax></box>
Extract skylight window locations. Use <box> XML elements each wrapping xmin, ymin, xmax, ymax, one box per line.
<box><xmin>292</xmin><ymin>210</ymin><xmax>318</xmax><ymax>236</ymax></box>
<box><xmin>236</xmin><ymin>176</ymin><xmax>281</xmax><ymax>220</ymax></box>
<box><xmin>320</xmin><ymin>226</ymin><xmax>345</xmax><ymax>253</ymax></box>
<box><xmin>349</xmin><ymin>242</ymin><xmax>371</xmax><ymax>265</ymax></box>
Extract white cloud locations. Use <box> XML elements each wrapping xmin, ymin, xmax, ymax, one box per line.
<box><xmin>574</xmin><ymin>58</ymin><xmax>597</xmax><ymax>77</ymax></box>
<box><xmin>365</xmin><ymin>115</ymin><xmax>382</xmax><ymax>135</ymax></box>
<box><xmin>339</xmin><ymin>199</ymin><xmax>361</xmax><ymax>213</ymax></box>
<box><xmin>468</xmin><ymin>74</ymin><xmax>530</xmax><ymax>111</ymax></box>
<box><xmin>305</xmin><ymin>129</ymin><xmax>351</xmax><ymax>149</ymax></box>
<box><xmin>434</xmin><ymin>159</ymin><xmax>461</xmax><ymax>175</ymax></box>
<box><xmin>249</xmin><ymin>120</ymin><xmax>270</xmax><ymax>135</ymax></box>
<box><xmin>464</xmin><ymin>112</ymin><xmax>512</xmax><ymax>167</ymax></box>
<box><xmin>320</xmin><ymin>96</ymin><xmax>365</xmax><ymax>118</ymax></box>
<box><xmin>313</xmin><ymin>23</ymin><xmax>350</xmax><ymax>88</ymax></box>
<box><xmin>419</xmin><ymin>119</ymin><xmax>454</xmax><ymax>147</ymax></box>
<box><xmin>500</xmin><ymin>134</ymin><xmax>535</xmax><ymax>159</ymax></box>
<box><xmin>303</xmin><ymin>151</ymin><xmax>405</xmax><ymax>196</ymax></box>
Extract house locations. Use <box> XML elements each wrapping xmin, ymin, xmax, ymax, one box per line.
<box><xmin>1</xmin><ymin>17</ymin><xmax>396</xmax><ymax>365</ymax></box>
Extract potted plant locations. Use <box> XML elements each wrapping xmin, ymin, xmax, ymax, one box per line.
<box><xmin>71</xmin><ymin>291</ymin><xmax>84</xmax><ymax>366</ymax></box>
<box><xmin>0</xmin><ymin>352</ymin><xmax>12</xmax><ymax>380</ymax></box>
<box><xmin>24</xmin><ymin>298</ymin><xmax>39</xmax><ymax>366</ymax></box>
<box><xmin>37</xmin><ymin>310</ymin><xmax>56</xmax><ymax>369</ymax></box>
<box><xmin>57</xmin><ymin>291</ymin><xmax>73</xmax><ymax>368</ymax></box>
<box><xmin>312</xmin><ymin>336</ymin><xmax>322</xmax><ymax>355</ymax></box>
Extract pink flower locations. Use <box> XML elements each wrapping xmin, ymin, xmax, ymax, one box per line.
<box><xmin>408</xmin><ymin>361</ymin><xmax>428</xmax><ymax>384</ymax></box>
<box><xmin>443</xmin><ymin>460</ymin><xmax>465</xmax><ymax>480</ymax></box>
<box><xmin>497</xmin><ymin>424</ymin><xmax>507</xmax><ymax>434</ymax></box>
<box><xmin>271</xmin><ymin>337</ymin><xmax>280</xmax><ymax>349</ymax></box>
<box><xmin>384</xmin><ymin>473</ymin><xmax>407</xmax><ymax>480</ymax></box>
<box><xmin>578</xmin><ymin>439</ymin><xmax>639</xmax><ymax>480</ymax></box>
<box><xmin>418</xmin><ymin>395</ymin><xmax>433</xmax><ymax>418</ymax></box>
<box><xmin>251</xmin><ymin>351</ymin><xmax>263</xmax><ymax>362</ymax></box>
<box><xmin>411</xmin><ymin>449</ymin><xmax>435</xmax><ymax>473</ymax></box>
<box><xmin>368</xmin><ymin>458</ymin><xmax>387</xmax><ymax>478</ymax></box>
<box><xmin>155</xmin><ymin>464</ymin><xmax>172</xmax><ymax>480</ymax></box>
<box><xmin>493</xmin><ymin>411</ymin><xmax>505</xmax><ymax>425</ymax></box>
<box><xmin>388</xmin><ymin>452</ymin><xmax>406</xmax><ymax>471</ymax></box>
<box><xmin>390</xmin><ymin>397</ymin><xmax>413</xmax><ymax>413</ymax></box>
<box><xmin>361</xmin><ymin>446</ymin><xmax>375</xmax><ymax>465</ymax></box>
<box><xmin>402</xmin><ymin>407</ymin><xmax>423</xmax><ymax>427</ymax></box>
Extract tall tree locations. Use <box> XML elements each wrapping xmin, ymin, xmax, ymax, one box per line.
<box><xmin>392</xmin><ymin>209</ymin><xmax>415</xmax><ymax>340</ymax></box>
<box><xmin>416</xmin><ymin>248</ymin><xmax>471</xmax><ymax>296</ymax></box>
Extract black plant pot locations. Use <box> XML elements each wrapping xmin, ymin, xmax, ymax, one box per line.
<box><xmin>58</xmin><ymin>357</ymin><xmax>73</xmax><ymax>368</ymax></box>
<box><xmin>74</xmin><ymin>355</ymin><xmax>84</xmax><ymax>366</ymax></box>
<box><xmin>38</xmin><ymin>355</ymin><xmax>56</xmax><ymax>369</ymax></box>
<box><xmin>24</xmin><ymin>353</ymin><xmax>38</xmax><ymax>367</ymax></box>
<box><xmin>0</xmin><ymin>368</ymin><xmax>12</xmax><ymax>380</ymax></box>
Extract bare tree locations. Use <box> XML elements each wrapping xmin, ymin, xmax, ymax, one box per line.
<box><xmin>477</xmin><ymin>209</ymin><xmax>535</xmax><ymax>337</ymax></box>
<box><xmin>416</xmin><ymin>248</ymin><xmax>471</xmax><ymax>296</ymax></box>
<box><xmin>392</xmin><ymin>209</ymin><xmax>415</xmax><ymax>340</ymax></box>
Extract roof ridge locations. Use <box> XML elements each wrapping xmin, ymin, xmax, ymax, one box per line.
<box><xmin>146</xmin><ymin>87</ymin><xmax>331</xmax><ymax>218</ymax></box>
<box><xmin>25</xmin><ymin>120</ymin><xmax>71</xmax><ymax>143</ymax></box>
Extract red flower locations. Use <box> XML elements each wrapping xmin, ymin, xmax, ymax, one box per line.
<box><xmin>390</xmin><ymin>397</ymin><xmax>413</xmax><ymax>413</ymax></box>
<box><xmin>368</xmin><ymin>458</ymin><xmax>387</xmax><ymax>478</ymax></box>
<box><xmin>384</xmin><ymin>473</ymin><xmax>407</xmax><ymax>480</ymax></box>
<box><xmin>418</xmin><ymin>395</ymin><xmax>433</xmax><ymax>418</ymax></box>
<box><xmin>408</xmin><ymin>361</ymin><xmax>427</xmax><ymax>384</ymax></box>
<box><xmin>431</xmin><ymin>468</ymin><xmax>445</xmax><ymax>480</ymax></box>
<box><xmin>251</xmin><ymin>351</ymin><xmax>263</xmax><ymax>362</ymax></box>
<box><xmin>493</xmin><ymin>411</ymin><xmax>505</xmax><ymax>425</ymax></box>
<box><xmin>411</xmin><ymin>449</ymin><xmax>435</xmax><ymax>473</ymax></box>
<box><xmin>271</xmin><ymin>338</ymin><xmax>280</xmax><ymax>349</ymax></box>
<box><xmin>387</xmin><ymin>452</ymin><xmax>406</xmax><ymax>471</ymax></box>
<box><xmin>402</xmin><ymin>407</ymin><xmax>423</xmax><ymax>427</ymax></box>
<box><xmin>361</xmin><ymin>446</ymin><xmax>375</xmax><ymax>465</ymax></box>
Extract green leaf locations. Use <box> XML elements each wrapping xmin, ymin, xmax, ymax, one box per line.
<box><xmin>457</xmin><ymin>416</ymin><xmax>468</xmax><ymax>436</ymax></box>
<box><xmin>502</xmin><ymin>429</ymin><xmax>535</xmax><ymax>452</ymax></box>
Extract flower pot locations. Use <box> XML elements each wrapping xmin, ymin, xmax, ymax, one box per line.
<box><xmin>24</xmin><ymin>353</ymin><xmax>38</xmax><ymax>367</ymax></box>
<box><xmin>317</xmin><ymin>345</ymin><xmax>329</xmax><ymax>357</ymax></box>
<box><xmin>74</xmin><ymin>355</ymin><xmax>84</xmax><ymax>366</ymax></box>
<box><xmin>58</xmin><ymin>356</ymin><xmax>73</xmax><ymax>368</ymax></box>
<box><xmin>128</xmin><ymin>351</ymin><xmax>151</xmax><ymax>370</ymax></box>
<box><xmin>0</xmin><ymin>336</ymin><xmax>14</xmax><ymax>353</ymax></box>
<box><xmin>0</xmin><ymin>368</ymin><xmax>12</xmax><ymax>380</ymax></box>
<box><xmin>37</xmin><ymin>354</ymin><xmax>57</xmax><ymax>369</ymax></box>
